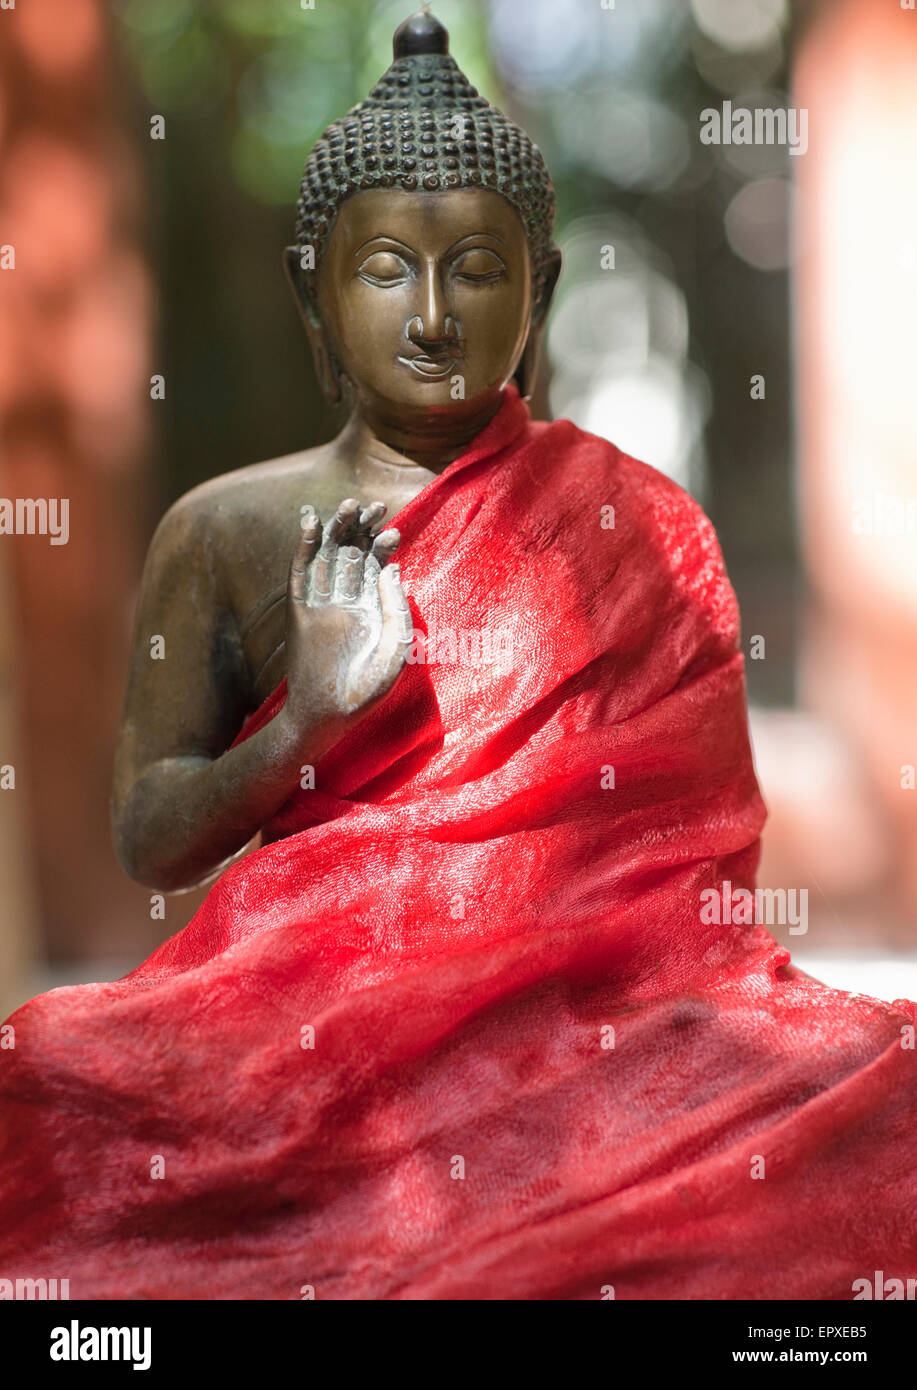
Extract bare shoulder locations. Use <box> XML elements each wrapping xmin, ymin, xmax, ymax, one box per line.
<box><xmin>144</xmin><ymin>440</ymin><xmax>347</xmax><ymax>595</ymax></box>
<box><xmin>157</xmin><ymin>442</ymin><xmax>337</xmax><ymax>542</ymax></box>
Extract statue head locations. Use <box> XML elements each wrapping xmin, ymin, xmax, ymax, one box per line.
<box><xmin>284</xmin><ymin>8</ymin><xmax>561</xmax><ymax>441</ymax></box>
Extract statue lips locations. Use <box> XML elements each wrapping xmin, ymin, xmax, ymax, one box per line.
<box><xmin>397</xmin><ymin>345</ymin><xmax>460</xmax><ymax>381</ymax></box>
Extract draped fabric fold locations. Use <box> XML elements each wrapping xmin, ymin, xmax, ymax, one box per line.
<box><xmin>1</xmin><ymin>385</ymin><xmax>915</xmax><ymax>1300</ymax></box>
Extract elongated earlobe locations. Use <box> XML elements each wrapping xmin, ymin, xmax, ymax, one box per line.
<box><xmin>514</xmin><ymin>246</ymin><xmax>562</xmax><ymax>400</ymax></box>
<box><xmin>513</xmin><ymin>333</ymin><xmax>539</xmax><ymax>401</ymax></box>
<box><xmin>282</xmin><ymin>245</ymin><xmax>343</xmax><ymax>405</ymax></box>
<box><xmin>311</xmin><ymin>336</ymin><xmax>344</xmax><ymax>406</ymax></box>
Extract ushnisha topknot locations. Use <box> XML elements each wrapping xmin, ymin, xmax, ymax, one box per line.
<box><xmin>294</xmin><ymin>8</ymin><xmax>556</xmax><ymax>298</ymax></box>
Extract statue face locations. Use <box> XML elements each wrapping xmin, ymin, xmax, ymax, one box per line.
<box><xmin>315</xmin><ymin>186</ymin><xmax>533</xmax><ymax>423</ymax></box>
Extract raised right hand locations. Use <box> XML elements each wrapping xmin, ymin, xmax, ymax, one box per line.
<box><xmin>282</xmin><ymin>497</ymin><xmax>413</xmax><ymax>732</ymax></box>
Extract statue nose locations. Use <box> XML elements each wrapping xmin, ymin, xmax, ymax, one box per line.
<box><xmin>407</xmin><ymin>313</ymin><xmax>460</xmax><ymax>349</ymax></box>
<box><xmin>407</xmin><ymin>263</ymin><xmax>459</xmax><ymax>347</ymax></box>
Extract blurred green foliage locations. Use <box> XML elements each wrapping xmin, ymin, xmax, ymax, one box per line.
<box><xmin>118</xmin><ymin>0</ymin><xmax>494</xmax><ymax>206</ymax></box>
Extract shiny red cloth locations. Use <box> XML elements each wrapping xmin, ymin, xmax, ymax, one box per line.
<box><xmin>2</xmin><ymin>386</ymin><xmax>916</xmax><ymax>1300</ymax></box>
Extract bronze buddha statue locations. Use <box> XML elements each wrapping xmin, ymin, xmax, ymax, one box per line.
<box><xmin>111</xmin><ymin>9</ymin><xmax>561</xmax><ymax>892</ymax></box>
<box><xmin>7</xmin><ymin>7</ymin><xmax>913</xmax><ymax>1309</ymax></box>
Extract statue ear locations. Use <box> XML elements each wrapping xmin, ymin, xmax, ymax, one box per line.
<box><xmin>514</xmin><ymin>246</ymin><xmax>562</xmax><ymax>401</ymax></box>
<box><xmin>283</xmin><ymin>246</ymin><xmax>343</xmax><ymax>406</ymax></box>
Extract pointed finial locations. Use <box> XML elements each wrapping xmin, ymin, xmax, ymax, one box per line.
<box><xmin>393</xmin><ymin>7</ymin><xmax>449</xmax><ymax>59</ymax></box>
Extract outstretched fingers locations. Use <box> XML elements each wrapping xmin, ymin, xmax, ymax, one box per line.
<box><xmin>358</xmin><ymin>501</ymin><xmax>387</xmax><ymax>534</ymax></box>
<box><xmin>294</xmin><ymin>500</ymin><xmax>399</xmax><ymax>606</ymax></box>
<box><xmin>325</xmin><ymin>497</ymin><xmax>361</xmax><ymax>545</ymax></box>
<box><xmin>289</xmin><ymin>506</ymin><xmax>322</xmax><ymax>603</ymax></box>
<box><xmin>333</xmin><ymin>545</ymin><xmax>364</xmax><ymax>603</ymax></box>
<box><xmin>370</xmin><ymin>562</ymin><xmax>413</xmax><ymax>689</ymax></box>
<box><xmin>371</xmin><ymin>527</ymin><xmax>400</xmax><ymax>565</ymax></box>
<box><xmin>312</xmin><ymin>497</ymin><xmax>358</xmax><ymax>600</ymax></box>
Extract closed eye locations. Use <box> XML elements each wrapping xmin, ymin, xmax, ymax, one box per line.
<box><xmin>357</xmin><ymin>250</ymin><xmax>411</xmax><ymax>286</ymax></box>
<box><xmin>451</xmin><ymin>247</ymin><xmax>507</xmax><ymax>283</ymax></box>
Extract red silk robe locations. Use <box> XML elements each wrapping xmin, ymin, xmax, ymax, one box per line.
<box><xmin>1</xmin><ymin>386</ymin><xmax>915</xmax><ymax>1300</ymax></box>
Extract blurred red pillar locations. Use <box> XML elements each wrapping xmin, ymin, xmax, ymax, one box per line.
<box><xmin>0</xmin><ymin>0</ymin><xmax>155</xmax><ymax>963</ymax></box>
<box><xmin>795</xmin><ymin>0</ymin><xmax>917</xmax><ymax>921</ymax></box>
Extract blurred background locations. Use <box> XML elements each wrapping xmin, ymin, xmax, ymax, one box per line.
<box><xmin>0</xmin><ymin>0</ymin><xmax>915</xmax><ymax>1015</ymax></box>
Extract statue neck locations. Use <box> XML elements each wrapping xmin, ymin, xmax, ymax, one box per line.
<box><xmin>340</xmin><ymin>393</ymin><xmax>505</xmax><ymax>475</ymax></box>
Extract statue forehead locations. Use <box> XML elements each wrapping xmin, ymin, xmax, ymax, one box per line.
<box><xmin>325</xmin><ymin>186</ymin><xmax>529</xmax><ymax>252</ymax></box>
